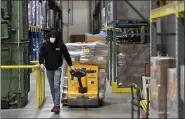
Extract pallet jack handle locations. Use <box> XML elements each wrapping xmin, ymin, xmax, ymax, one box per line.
<box><xmin>70</xmin><ymin>68</ymin><xmax>96</xmax><ymax>93</ymax></box>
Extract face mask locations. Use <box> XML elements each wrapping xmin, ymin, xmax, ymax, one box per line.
<box><xmin>50</xmin><ymin>38</ymin><xmax>56</xmax><ymax>43</ymax></box>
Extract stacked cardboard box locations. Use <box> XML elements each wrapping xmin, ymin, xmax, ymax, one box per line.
<box><xmin>150</xmin><ymin>57</ymin><xmax>176</xmax><ymax>118</ymax></box>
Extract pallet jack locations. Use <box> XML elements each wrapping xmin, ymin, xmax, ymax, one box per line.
<box><xmin>61</xmin><ymin>64</ymin><xmax>104</xmax><ymax>108</ymax></box>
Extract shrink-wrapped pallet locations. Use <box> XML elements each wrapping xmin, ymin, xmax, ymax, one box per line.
<box><xmin>41</xmin><ymin>1</ymin><xmax>46</xmax><ymax>27</ymax></box>
<box><xmin>117</xmin><ymin>53</ymin><xmax>126</xmax><ymax>66</ymax></box>
<box><xmin>31</xmin><ymin>0</ymin><xmax>36</xmax><ymax>25</ymax></box>
<box><xmin>167</xmin><ymin>68</ymin><xmax>178</xmax><ymax>118</ymax></box>
<box><xmin>66</xmin><ymin>43</ymin><xmax>83</xmax><ymax>52</ymax></box>
<box><xmin>28</xmin><ymin>1</ymin><xmax>32</xmax><ymax>25</ymax></box>
<box><xmin>80</xmin><ymin>55</ymin><xmax>93</xmax><ymax>64</ymax></box>
<box><xmin>61</xmin><ymin>42</ymin><xmax>108</xmax><ymax>99</ymax></box>
<box><xmin>98</xmin><ymin>69</ymin><xmax>107</xmax><ymax>99</ymax></box>
<box><xmin>92</xmin><ymin>56</ymin><xmax>108</xmax><ymax>65</ymax></box>
<box><xmin>150</xmin><ymin>57</ymin><xmax>176</xmax><ymax>118</ymax></box>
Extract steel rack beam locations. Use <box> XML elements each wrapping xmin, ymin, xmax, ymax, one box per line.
<box><xmin>150</xmin><ymin>1</ymin><xmax>184</xmax><ymax>22</ymax></box>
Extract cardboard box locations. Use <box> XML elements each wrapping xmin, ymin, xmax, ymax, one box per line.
<box><xmin>70</xmin><ymin>35</ymin><xmax>85</xmax><ymax>43</ymax></box>
<box><xmin>85</xmin><ymin>36</ymin><xmax>106</xmax><ymax>42</ymax></box>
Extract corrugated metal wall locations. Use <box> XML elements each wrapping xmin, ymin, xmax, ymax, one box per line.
<box><xmin>62</xmin><ymin>1</ymin><xmax>90</xmax><ymax>43</ymax></box>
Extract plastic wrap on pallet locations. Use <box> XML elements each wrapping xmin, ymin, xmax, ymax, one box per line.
<box><xmin>31</xmin><ymin>0</ymin><xmax>36</xmax><ymax>25</ymax></box>
<box><xmin>35</xmin><ymin>33</ymin><xmax>39</xmax><ymax>60</ymax></box>
<box><xmin>107</xmin><ymin>1</ymin><xmax>113</xmax><ymax>24</ymax></box>
<box><xmin>30</xmin><ymin>37</ymin><xmax>37</xmax><ymax>60</ymax></box>
<box><xmin>80</xmin><ymin>55</ymin><xmax>93</xmax><ymax>64</ymax></box>
<box><xmin>66</xmin><ymin>43</ymin><xmax>83</xmax><ymax>52</ymax></box>
<box><xmin>46</xmin><ymin>6</ymin><xmax>50</xmax><ymax>29</ymax></box>
<box><xmin>94</xmin><ymin>46</ymin><xmax>108</xmax><ymax>56</ymax></box>
<box><xmin>38</xmin><ymin>2</ymin><xmax>42</xmax><ymax>26</ymax></box>
<box><xmin>92</xmin><ymin>56</ymin><xmax>108</xmax><ymax>65</ymax></box>
<box><xmin>36</xmin><ymin>1</ymin><xmax>42</xmax><ymax>26</ymax></box>
<box><xmin>81</xmin><ymin>46</ymin><xmax>95</xmax><ymax>56</ymax></box>
<box><xmin>150</xmin><ymin>57</ymin><xmax>176</xmax><ymax>118</ymax></box>
<box><xmin>116</xmin><ymin>44</ymin><xmax>149</xmax><ymax>89</ymax></box>
<box><xmin>35</xmin><ymin>1</ymin><xmax>39</xmax><ymax>26</ymax></box>
<box><xmin>61</xmin><ymin>61</ymin><xmax>68</xmax><ymax>85</ymax></box>
<box><xmin>167</xmin><ymin>68</ymin><xmax>178</xmax><ymax>118</ymax></box>
<box><xmin>49</xmin><ymin>9</ymin><xmax>54</xmax><ymax>28</ymax></box>
<box><xmin>28</xmin><ymin>1</ymin><xmax>32</xmax><ymax>25</ymax></box>
<box><xmin>99</xmin><ymin>85</ymin><xmax>106</xmax><ymax>99</ymax></box>
<box><xmin>71</xmin><ymin>55</ymin><xmax>81</xmax><ymax>62</ymax></box>
<box><xmin>99</xmin><ymin>69</ymin><xmax>106</xmax><ymax>91</ymax></box>
<box><xmin>41</xmin><ymin>1</ymin><xmax>47</xmax><ymax>27</ymax></box>
<box><xmin>117</xmin><ymin>53</ymin><xmax>126</xmax><ymax>66</ymax></box>
<box><xmin>94</xmin><ymin>42</ymin><xmax>108</xmax><ymax>56</ymax></box>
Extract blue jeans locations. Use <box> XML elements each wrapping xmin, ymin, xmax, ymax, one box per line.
<box><xmin>46</xmin><ymin>69</ymin><xmax>62</xmax><ymax>106</ymax></box>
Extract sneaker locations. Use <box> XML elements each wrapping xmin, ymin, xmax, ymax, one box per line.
<box><xmin>54</xmin><ymin>106</ymin><xmax>60</xmax><ymax>114</ymax></box>
<box><xmin>51</xmin><ymin>106</ymin><xmax>56</xmax><ymax>112</ymax></box>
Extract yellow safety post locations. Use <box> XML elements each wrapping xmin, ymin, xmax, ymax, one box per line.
<box><xmin>41</xmin><ymin>72</ymin><xmax>45</xmax><ymax>103</ymax></box>
<box><xmin>30</xmin><ymin>61</ymin><xmax>39</xmax><ymax>72</ymax></box>
<box><xmin>35</xmin><ymin>65</ymin><xmax>41</xmax><ymax>109</ymax></box>
<box><xmin>0</xmin><ymin>64</ymin><xmax>45</xmax><ymax>110</ymax></box>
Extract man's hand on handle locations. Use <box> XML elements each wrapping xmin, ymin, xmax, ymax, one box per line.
<box><xmin>70</xmin><ymin>66</ymin><xmax>75</xmax><ymax>70</ymax></box>
<box><xmin>40</xmin><ymin>64</ymin><xmax>45</xmax><ymax>72</ymax></box>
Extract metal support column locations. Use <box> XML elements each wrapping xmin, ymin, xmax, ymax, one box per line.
<box><xmin>150</xmin><ymin>22</ymin><xmax>157</xmax><ymax>57</ymax></box>
<box><xmin>108</xmin><ymin>29</ymin><xmax>113</xmax><ymax>84</ymax></box>
<box><xmin>112</xmin><ymin>0</ymin><xmax>117</xmax><ymax>82</ymax></box>
<box><xmin>176</xmin><ymin>15</ymin><xmax>185</xmax><ymax>118</ymax></box>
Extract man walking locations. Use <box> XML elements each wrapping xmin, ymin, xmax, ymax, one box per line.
<box><xmin>39</xmin><ymin>31</ymin><xmax>72</xmax><ymax>114</ymax></box>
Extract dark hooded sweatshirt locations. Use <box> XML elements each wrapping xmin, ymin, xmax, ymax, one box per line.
<box><xmin>39</xmin><ymin>31</ymin><xmax>72</xmax><ymax>70</ymax></box>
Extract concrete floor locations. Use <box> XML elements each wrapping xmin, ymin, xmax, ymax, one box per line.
<box><xmin>1</xmin><ymin>73</ymin><xmax>132</xmax><ymax>118</ymax></box>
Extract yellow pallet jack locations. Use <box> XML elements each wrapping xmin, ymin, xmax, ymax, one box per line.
<box><xmin>61</xmin><ymin>64</ymin><xmax>104</xmax><ymax>108</ymax></box>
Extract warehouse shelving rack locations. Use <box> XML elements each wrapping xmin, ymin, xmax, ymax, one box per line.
<box><xmin>92</xmin><ymin>1</ymin><xmax>101</xmax><ymax>34</ymax></box>
<box><xmin>28</xmin><ymin>0</ymin><xmax>63</xmax><ymax>60</ymax></box>
<box><xmin>28</xmin><ymin>0</ymin><xmax>62</xmax><ymax>33</ymax></box>
<box><xmin>103</xmin><ymin>1</ymin><xmax>150</xmax><ymax>93</ymax></box>
<box><xmin>150</xmin><ymin>1</ymin><xmax>184</xmax><ymax>118</ymax></box>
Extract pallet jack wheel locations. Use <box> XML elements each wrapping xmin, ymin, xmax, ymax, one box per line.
<box><xmin>62</xmin><ymin>104</ymin><xmax>68</xmax><ymax>106</ymax></box>
<box><xmin>61</xmin><ymin>99</ymin><xmax>68</xmax><ymax>106</ymax></box>
<box><xmin>98</xmin><ymin>99</ymin><xmax>104</xmax><ymax>106</ymax></box>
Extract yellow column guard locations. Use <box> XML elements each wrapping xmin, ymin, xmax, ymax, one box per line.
<box><xmin>0</xmin><ymin>64</ymin><xmax>45</xmax><ymax>110</ymax></box>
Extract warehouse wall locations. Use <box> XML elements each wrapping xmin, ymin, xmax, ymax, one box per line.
<box><xmin>62</xmin><ymin>1</ymin><xmax>90</xmax><ymax>43</ymax></box>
